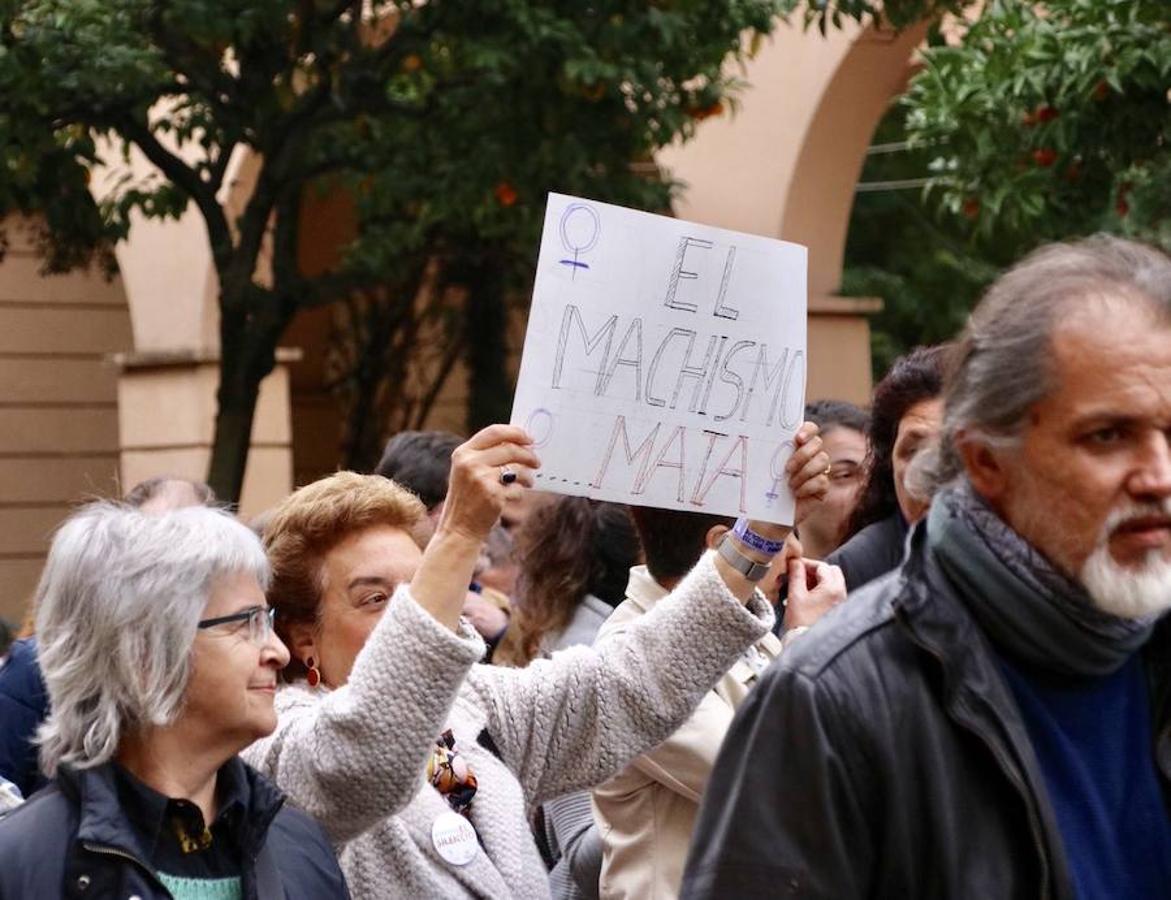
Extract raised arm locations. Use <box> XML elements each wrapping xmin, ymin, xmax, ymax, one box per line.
<box><xmin>243</xmin><ymin>426</ymin><xmax>539</xmax><ymax>844</ymax></box>
<box><xmin>712</xmin><ymin>422</ymin><xmax>828</xmax><ymax>603</ymax></box>
<box><xmin>460</xmin><ymin>424</ymin><xmax>830</xmax><ymax>806</ymax></box>
<box><xmin>413</xmin><ymin>425</ymin><xmax>539</xmax><ymax>630</ymax></box>
<box><xmin>462</xmin><ymin>548</ymin><xmax>774</xmax><ymax>806</ymax></box>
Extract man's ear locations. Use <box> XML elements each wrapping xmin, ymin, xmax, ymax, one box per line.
<box><xmin>705</xmin><ymin>524</ymin><xmax>730</xmax><ymax>550</ymax></box>
<box><xmin>957</xmin><ymin>434</ymin><xmax>1010</xmax><ymax>504</ymax></box>
<box><xmin>284</xmin><ymin>620</ymin><xmax>319</xmax><ymax>665</ymax></box>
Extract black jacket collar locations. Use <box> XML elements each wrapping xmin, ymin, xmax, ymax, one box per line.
<box><xmin>892</xmin><ymin>523</ymin><xmax>1069</xmax><ymax>897</ymax></box>
<box><xmin>59</xmin><ymin>756</ymin><xmax>285</xmax><ymax>865</ymax></box>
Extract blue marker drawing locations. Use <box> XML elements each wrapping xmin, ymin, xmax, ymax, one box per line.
<box><xmin>525</xmin><ymin>408</ymin><xmax>555</xmax><ymax>449</ymax></box>
<box><xmin>765</xmin><ymin>441</ymin><xmax>795</xmax><ymax>505</ymax></box>
<box><xmin>558</xmin><ymin>203</ymin><xmax>601</xmax><ymax>280</ymax></box>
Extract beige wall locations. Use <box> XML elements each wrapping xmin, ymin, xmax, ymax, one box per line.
<box><xmin>660</xmin><ymin>18</ymin><xmax>930</xmax><ymax>404</ymax></box>
<box><xmin>0</xmin><ymin>144</ymin><xmax>294</xmax><ymax>620</ymax></box>
<box><xmin>115</xmin><ymin>350</ymin><xmax>297</xmax><ymax>519</ymax></box>
<box><xmin>0</xmin><ymin>219</ymin><xmax>131</xmax><ymax>623</ymax></box>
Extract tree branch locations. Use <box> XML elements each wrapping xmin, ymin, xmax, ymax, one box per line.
<box><xmin>271</xmin><ymin>186</ymin><xmax>302</xmax><ymax>314</ymax></box>
<box><xmin>147</xmin><ymin>5</ymin><xmax>241</xmax><ymax>122</ymax></box>
<box><xmin>116</xmin><ymin>115</ymin><xmax>233</xmax><ymax>268</ymax></box>
<box><xmin>206</xmin><ymin>139</ymin><xmax>238</xmax><ymax>192</ymax></box>
<box><xmin>412</xmin><ymin>322</ymin><xmax>466</xmax><ymax>429</ymax></box>
<box><xmin>220</xmin><ymin>167</ymin><xmax>279</xmax><ymax>306</ymax></box>
<box><xmin>269</xmin><ymin>78</ymin><xmax>335</xmax><ymax>155</ymax></box>
<box><xmin>287</xmin><ymin>268</ymin><xmax>377</xmax><ymax>310</ymax></box>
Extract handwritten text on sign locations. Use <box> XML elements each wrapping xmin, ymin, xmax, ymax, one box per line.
<box><xmin>510</xmin><ymin>193</ymin><xmax>808</xmax><ymax>523</ymax></box>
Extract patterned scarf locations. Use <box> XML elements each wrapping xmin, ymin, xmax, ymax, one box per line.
<box><xmin>928</xmin><ymin>482</ymin><xmax>1157</xmax><ymax>677</ymax></box>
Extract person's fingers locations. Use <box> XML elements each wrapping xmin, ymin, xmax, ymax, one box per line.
<box><xmin>463</xmin><ymin>424</ymin><xmax>533</xmax><ymax>451</ymax></box>
<box><xmin>791</xmin><ymin>448</ymin><xmax>831</xmax><ymax>492</ymax></box>
<box><xmin>502</xmin><ymin>467</ymin><xmax>537</xmax><ymax>490</ymax></box>
<box><xmin>801</xmin><ymin>559</ymin><xmax>819</xmax><ymax>592</ymax></box>
<box><xmin>808</xmin><ymin>561</ymin><xmax>847</xmax><ymax>604</ymax></box>
<box><xmin>793</xmin><ymin>421</ymin><xmax>820</xmax><ymax>447</ymax></box>
<box><xmin>792</xmin><ymin>472</ymin><xmax>828</xmax><ymax>507</ymax></box>
<box><xmin>463</xmin><ymin>442</ymin><xmax>542</xmax><ymax>472</ymax></box>
<box><xmin>442</xmin><ymin>432</ymin><xmax>541</xmax><ymax>538</ymax></box>
<box><xmin>785</xmin><ymin>434</ymin><xmax>823</xmax><ymax>474</ymax></box>
<box><xmin>794</xmin><ymin>477</ymin><xmax>829</xmax><ymax>502</ymax></box>
<box><xmin>786</xmin><ymin>557</ymin><xmax>807</xmax><ymax>602</ymax></box>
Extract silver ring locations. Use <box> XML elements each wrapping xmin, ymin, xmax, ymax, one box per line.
<box><xmin>500</xmin><ymin>468</ymin><xmax>518</xmax><ymax>485</ymax></box>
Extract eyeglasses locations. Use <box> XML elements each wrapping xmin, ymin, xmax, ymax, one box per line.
<box><xmin>197</xmin><ymin>606</ymin><xmax>277</xmax><ymax>648</ymax></box>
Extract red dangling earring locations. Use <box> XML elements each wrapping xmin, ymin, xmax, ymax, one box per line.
<box><xmin>305</xmin><ymin>656</ymin><xmax>322</xmax><ymax>688</ymax></box>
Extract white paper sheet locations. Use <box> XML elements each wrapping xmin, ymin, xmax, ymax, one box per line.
<box><xmin>510</xmin><ymin>193</ymin><xmax>808</xmax><ymax>524</ymax></box>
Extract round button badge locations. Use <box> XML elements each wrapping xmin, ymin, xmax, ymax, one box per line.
<box><xmin>431</xmin><ymin>811</ymin><xmax>479</xmax><ymax>867</ymax></box>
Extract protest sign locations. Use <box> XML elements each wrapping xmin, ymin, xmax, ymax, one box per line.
<box><xmin>510</xmin><ymin>193</ymin><xmax>807</xmax><ymax>524</ymax></box>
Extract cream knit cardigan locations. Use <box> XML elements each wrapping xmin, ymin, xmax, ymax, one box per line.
<box><xmin>243</xmin><ymin>550</ymin><xmax>772</xmax><ymax>899</ymax></box>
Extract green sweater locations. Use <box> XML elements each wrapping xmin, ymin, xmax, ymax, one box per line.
<box><xmin>156</xmin><ymin>872</ymin><xmax>243</xmax><ymax>900</ymax></box>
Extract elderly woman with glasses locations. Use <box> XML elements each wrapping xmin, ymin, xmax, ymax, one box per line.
<box><xmin>0</xmin><ymin>503</ymin><xmax>349</xmax><ymax>899</ymax></box>
<box><xmin>241</xmin><ymin>423</ymin><xmax>830</xmax><ymax>898</ymax></box>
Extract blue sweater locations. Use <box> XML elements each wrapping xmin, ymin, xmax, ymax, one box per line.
<box><xmin>997</xmin><ymin>653</ymin><xmax>1171</xmax><ymax>899</ymax></box>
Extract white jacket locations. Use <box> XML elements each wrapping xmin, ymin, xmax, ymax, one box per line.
<box><xmin>591</xmin><ymin>565</ymin><xmax>783</xmax><ymax>899</ymax></box>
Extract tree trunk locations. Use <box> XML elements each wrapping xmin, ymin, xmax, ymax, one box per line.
<box><xmin>457</xmin><ymin>255</ymin><xmax>511</xmax><ymax>432</ymax></box>
<box><xmin>341</xmin><ymin>294</ymin><xmax>407</xmax><ymax>472</ymax></box>
<box><xmin>206</xmin><ymin>387</ymin><xmax>260</xmax><ymax>504</ymax></box>
<box><xmin>206</xmin><ymin>301</ymin><xmax>275</xmax><ymax>504</ymax></box>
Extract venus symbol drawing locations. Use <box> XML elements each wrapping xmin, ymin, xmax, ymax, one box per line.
<box><xmin>558</xmin><ymin>203</ymin><xmax>600</xmax><ymax>280</ymax></box>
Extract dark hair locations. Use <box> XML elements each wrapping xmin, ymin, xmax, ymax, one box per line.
<box><xmin>842</xmin><ymin>345</ymin><xmax>950</xmax><ymax>541</ymax></box>
<box><xmin>494</xmin><ymin>497</ymin><xmax>641</xmax><ymax>667</ymax></box>
<box><xmin>805</xmin><ymin>399</ymin><xmax>869</xmax><ymax>436</ymax></box>
<box><xmin>627</xmin><ymin>506</ymin><xmax>734</xmax><ymax>585</ymax></box>
<box><xmin>122</xmin><ymin>476</ymin><xmax>216</xmax><ymax>508</ymax></box>
<box><xmin>373</xmin><ymin>430</ymin><xmax>464</xmax><ymax>510</ymax></box>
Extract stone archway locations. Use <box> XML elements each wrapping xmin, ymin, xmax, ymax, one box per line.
<box><xmin>93</xmin><ymin>146</ymin><xmax>296</xmax><ymax>519</ymax></box>
<box><xmin>660</xmin><ymin>16</ymin><xmax>931</xmax><ymax>404</ymax></box>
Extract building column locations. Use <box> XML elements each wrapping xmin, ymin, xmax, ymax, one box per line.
<box><xmin>807</xmin><ymin>295</ymin><xmax>882</xmax><ymax>405</ymax></box>
<box><xmin>113</xmin><ymin>348</ymin><xmax>301</xmax><ymax>518</ymax></box>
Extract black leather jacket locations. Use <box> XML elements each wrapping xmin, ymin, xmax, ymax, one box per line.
<box><xmin>682</xmin><ymin>526</ymin><xmax>1171</xmax><ymax>899</ymax></box>
<box><xmin>0</xmin><ymin>758</ymin><xmax>349</xmax><ymax>899</ymax></box>
<box><xmin>825</xmin><ymin>512</ymin><xmax>909</xmax><ymax>592</ymax></box>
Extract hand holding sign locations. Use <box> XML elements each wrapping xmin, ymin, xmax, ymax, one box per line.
<box><xmin>511</xmin><ymin>193</ymin><xmax>808</xmax><ymax>524</ymax></box>
<box><xmin>737</xmin><ymin>422</ymin><xmax>830</xmax><ymax>568</ymax></box>
<box><xmin>756</xmin><ymin>422</ymin><xmax>829</xmax><ymax>542</ymax></box>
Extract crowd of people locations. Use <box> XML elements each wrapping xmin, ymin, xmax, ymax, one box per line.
<box><xmin>0</xmin><ymin>232</ymin><xmax>1168</xmax><ymax>899</ymax></box>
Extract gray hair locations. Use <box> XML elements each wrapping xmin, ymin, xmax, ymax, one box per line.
<box><xmin>936</xmin><ymin>235</ymin><xmax>1171</xmax><ymax>483</ymax></box>
<box><xmin>35</xmin><ymin>503</ymin><xmax>269</xmax><ymax>777</ymax></box>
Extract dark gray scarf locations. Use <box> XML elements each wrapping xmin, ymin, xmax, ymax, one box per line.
<box><xmin>927</xmin><ymin>482</ymin><xmax>1156</xmax><ymax>677</ymax></box>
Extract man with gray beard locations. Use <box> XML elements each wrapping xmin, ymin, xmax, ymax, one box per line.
<box><xmin>681</xmin><ymin>235</ymin><xmax>1171</xmax><ymax>900</ymax></box>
